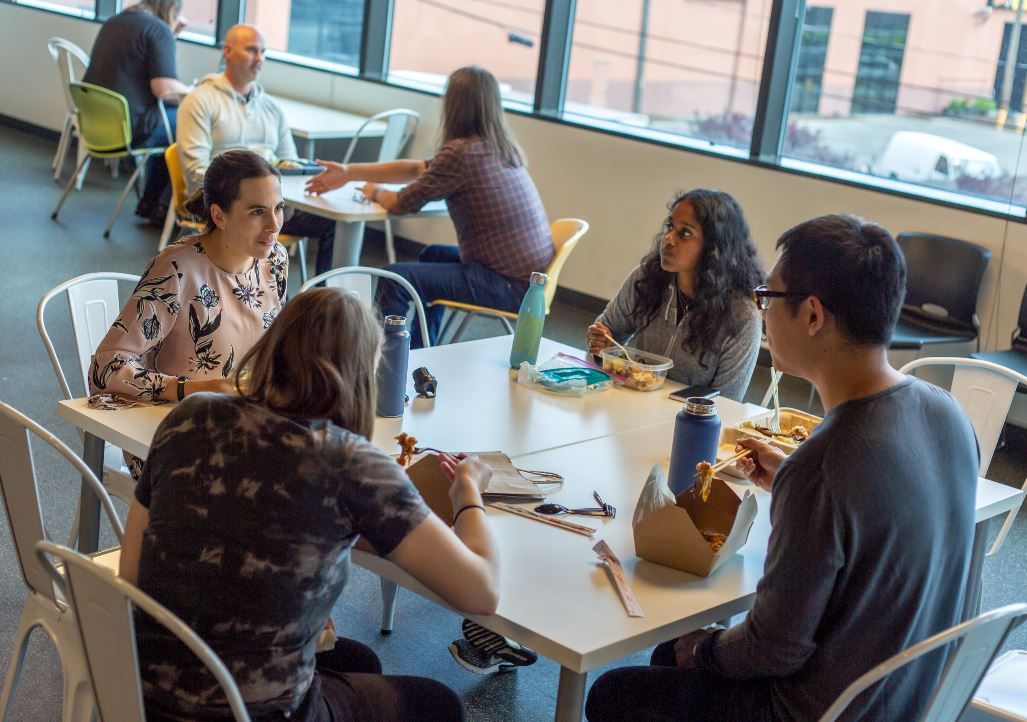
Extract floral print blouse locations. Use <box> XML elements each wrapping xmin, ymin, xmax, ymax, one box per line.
<box><xmin>89</xmin><ymin>238</ymin><xmax>288</xmax><ymax>402</ymax></box>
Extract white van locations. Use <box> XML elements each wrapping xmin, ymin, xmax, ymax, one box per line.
<box><xmin>872</xmin><ymin>131</ymin><xmax>1002</xmax><ymax>185</ymax></box>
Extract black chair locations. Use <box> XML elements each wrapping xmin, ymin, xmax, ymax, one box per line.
<box><xmin>889</xmin><ymin>232</ymin><xmax>991</xmax><ymax>353</ymax></box>
<box><xmin>972</xmin><ymin>284</ymin><xmax>1027</xmax><ymax>382</ymax></box>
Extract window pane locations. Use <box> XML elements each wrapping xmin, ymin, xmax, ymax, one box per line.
<box><xmin>564</xmin><ymin>0</ymin><xmax>772</xmax><ymax>151</ymax></box>
<box><xmin>180</xmin><ymin>0</ymin><xmax>217</xmax><ymax>39</ymax></box>
<box><xmin>783</xmin><ymin>2</ymin><xmax>1027</xmax><ymax>213</ymax></box>
<box><xmin>245</xmin><ymin>0</ymin><xmax>364</xmax><ymax>68</ymax></box>
<box><xmin>13</xmin><ymin>0</ymin><xmax>93</xmax><ymax>18</ymax></box>
<box><xmin>388</xmin><ymin>0</ymin><xmax>544</xmax><ymax>102</ymax></box>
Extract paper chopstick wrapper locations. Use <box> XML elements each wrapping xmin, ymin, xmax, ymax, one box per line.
<box><xmin>593</xmin><ymin>540</ymin><xmax>644</xmax><ymax>617</ymax></box>
<box><xmin>489</xmin><ymin>502</ymin><xmax>596</xmax><ymax>536</ymax></box>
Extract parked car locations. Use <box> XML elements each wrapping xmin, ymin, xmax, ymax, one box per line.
<box><xmin>872</xmin><ymin>131</ymin><xmax>1002</xmax><ymax>185</ymax></box>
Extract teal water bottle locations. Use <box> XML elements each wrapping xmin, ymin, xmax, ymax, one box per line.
<box><xmin>509</xmin><ymin>272</ymin><xmax>548</xmax><ymax>369</ymax></box>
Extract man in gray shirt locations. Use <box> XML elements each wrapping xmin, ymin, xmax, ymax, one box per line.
<box><xmin>586</xmin><ymin>214</ymin><xmax>978</xmax><ymax>721</ymax></box>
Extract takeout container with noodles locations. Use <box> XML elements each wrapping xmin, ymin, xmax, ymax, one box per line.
<box><xmin>632</xmin><ymin>465</ymin><xmax>757</xmax><ymax>577</ymax></box>
<box><xmin>739</xmin><ymin>408</ymin><xmax>822</xmax><ymax>455</ymax></box>
<box><xmin>599</xmin><ymin>346</ymin><xmax>673</xmax><ymax>391</ymax></box>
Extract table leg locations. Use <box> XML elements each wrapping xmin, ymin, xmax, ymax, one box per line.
<box><xmin>333</xmin><ymin>220</ymin><xmax>365</xmax><ymax>268</ymax></box>
<box><xmin>555</xmin><ymin>667</ymin><xmax>586</xmax><ymax>722</ymax></box>
<box><xmin>77</xmin><ymin>432</ymin><xmax>104</xmax><ymax>553</ymax></box>
<box><xmin>963</xmin><ymin>518</ymin><xmax>992</xmax><ymax>620</ymax></box>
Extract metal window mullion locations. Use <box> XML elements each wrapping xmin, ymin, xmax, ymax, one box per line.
<box><xmin>751</xmin><ymin>0</ymin><xmax>804</xmax><ymax>163</ymax></box>
<box><xmin>360</xmin><ymin>0</ymin><xmax>393</xmax><ymax>80</ymax></box>
<box><xmin>215</xmin><ymin>0</ymin><xmax>243</xmax><ymax>46</ymax></box>
<box><xmin>95</xmin><ymin>0</ymin><xmax>117</xmax><ymax>21</ymax></box>
<box><xmin>534</xmin><ymin>0</ymin><xmax>576</xmax><ymax>116</ymax></box>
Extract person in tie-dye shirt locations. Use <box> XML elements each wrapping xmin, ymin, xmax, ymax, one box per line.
<box><xmin>119</xmin><ymin>289</ymin><xmax>501</xmax><ymax>721</ymax></box>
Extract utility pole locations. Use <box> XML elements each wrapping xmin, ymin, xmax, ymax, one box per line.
<box><xmin>632</xmin><ymin>0</ymin><xmax>651</xmax><ymax>114</ymax></box>
<box><xmin>998</xmin><ymin>0</ymin><xmax>1025</xmax><ymax>129</ymax></box>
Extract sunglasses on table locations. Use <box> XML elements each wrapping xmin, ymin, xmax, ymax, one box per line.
<box><xmin>751</xmin><ymin>284</ymin><xmax>811</xmax><ymax>311</ymax></box>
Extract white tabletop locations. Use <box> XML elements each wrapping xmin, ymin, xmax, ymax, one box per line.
<box><xmin>358</xmin><ymin>419</ymin><xmax>1026</xmax><ymax>675</ymax></box>
<box><xmin>55</xmin><ymin>336</ymin><xmax>768</xmax><ymax>463</ymax></box>
<box><xmin>280</xmin><ymin>175</ymin><xmax>448</xmax><ymax>223</ymax></box>
<box><xmin>271</xmin><ymin>96</ymin><xmax>386</xmax><ymax>141</ymax></box>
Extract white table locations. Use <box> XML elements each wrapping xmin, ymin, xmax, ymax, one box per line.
<box><xmin>280</xmin><ymin>175</ymin><xmax>448</xmax><ymax>268</ymax></box>
<box><xmin>272</xmin><ymin>96</ymin><xmax>386</xmax><ymax>160</ymax></box>
<box><xmin>355</xmin><ymin>421</ymin><xmax>1026</xmax><ymax>721</ymax></box>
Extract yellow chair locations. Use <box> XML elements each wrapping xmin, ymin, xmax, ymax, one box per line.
<box><xmin>51</xmin><ymin>81</ymin><xmax>169</xmax><ymax>238</ymax></box>
<box><xmin>433</xmin><ymin>218</ymin><xmax>589</xmax><ymax>343</ymax></box>
<box><xmin>160</xmin><ymin>143</ymin><xmax>310</xmax><ymax>284</ymax></box>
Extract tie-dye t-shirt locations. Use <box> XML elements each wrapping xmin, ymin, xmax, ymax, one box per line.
<box><xmin>134</xmin><ymin>393</ymin><xmax>430</xmax><ymax>719</ymax></box>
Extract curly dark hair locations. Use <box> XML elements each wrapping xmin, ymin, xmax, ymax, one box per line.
<box><xmin>632</xmin><ymin>189</ymin><xmax>764</xmax><ymax>367</ymax></box>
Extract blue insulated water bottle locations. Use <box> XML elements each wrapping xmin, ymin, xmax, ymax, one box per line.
<box><xmin>509</xmin><ymin>272</ymin><xmax>548</xmax><ymax>369</ymax></box>
<box><xmin>377</xmin><ymin>315</ymin><xmax>410</xmax><ymax>417</ymax></box>
<box><xmin>667</xmin><ymin>397</ymin><xmax>722</xmax><ymax>497</ymax></box>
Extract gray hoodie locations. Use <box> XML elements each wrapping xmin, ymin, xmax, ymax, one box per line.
<box><xmin>596</xmin><ymin>265</ymin><xmax>762</xmax><ymax>401</ymax></box>
<box><xmin>176</xmin><ymin>72</ymin><xmax>297</xmax><ymax>194</ymax></box>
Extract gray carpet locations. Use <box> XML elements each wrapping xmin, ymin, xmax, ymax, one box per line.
<box><xmin>0</xmin><ymin>122</ymin><xmax>1024</xmax><ymax>720</ymax></box>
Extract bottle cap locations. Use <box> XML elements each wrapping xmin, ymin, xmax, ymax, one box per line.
<box><xmin>384</xmin><ymin>315</ymin><xmax>407</xmax><ymax>326</ymax></box>
<box><xmin>529</xmin><ymin>272</ymin><xmax>548</xmax><ymax>286</ymax></box>
<box><xmin>684</xmin><ymin>397</ymin><xmax>718</xmax><ymax>416</ymax></box>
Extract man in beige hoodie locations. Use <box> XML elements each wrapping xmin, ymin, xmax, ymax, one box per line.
<box><xmin>177</xmin><ymin>24</ymin><xmax>335</xmax><ymax>273</ymax></box>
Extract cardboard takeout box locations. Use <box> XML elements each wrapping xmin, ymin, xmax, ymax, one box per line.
<box><xmin>633</xmin><ymin>477</ymin><xmax>757</xmax><ymax>577</ymax></box>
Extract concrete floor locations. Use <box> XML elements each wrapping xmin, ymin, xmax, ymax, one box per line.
<box><xmin>0</xmin><ymin>121</ymin><xmax>1024</xmax><ymax>720</ymax></box>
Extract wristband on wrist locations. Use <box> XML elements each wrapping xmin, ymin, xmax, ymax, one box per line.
<box><xmin>176</xmin><ymin>376</ymin><xmax>188</xmax><ymax>402</ymax></box>
<box><xmin>452</xmin><ymin>503</ymin><xmax>485</xmax><ymax>525</ymax></box>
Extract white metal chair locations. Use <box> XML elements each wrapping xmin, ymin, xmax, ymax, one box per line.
<box><xmin>0</xmin><ymin>402</ymin><xmax>123</xmax><ymax>722</ymax></box>
<box><xmin>37</xmin><ymin>272</ymin><xmax>140</xmax><ymax>504</ymax></box>
<box><xmin>899</xmin><ymin>357</ymin><xmax>1027</xmax><ymax>556</ymax></box>
<box><xmin>818</xmin><ymin>603</ymin><xmax>1027</xmax><ymax>722</ymax></box>
<box><xmin>963</xmin><ymin>650</ymin><xmax>1027</xmax><ymax>721</ymax></box>
<box><xmin>46</xmin><ymin>37</ymin><xmax>90</xmax><ymax>189</ymax></box>
<box><xmin>433</xmin><ymin>219</ymin><xmax>589</xmax><ymax>344</ymax></box>
<box><xmin>35</xmin><ymin>541</ymin><xmax>252</xmax><ymax>722</ymax></box>
<box><xmin>341</xmin><ymin>109</ymin><xmax>419</xmax><ymax>265</ymax></box>
<box><xmin>300</xmin><ymin>266</ymin><xmax>431</xmax><ymax>350</ymax></box>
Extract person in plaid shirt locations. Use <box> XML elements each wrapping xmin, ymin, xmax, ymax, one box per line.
<box><xmin>307</xmin><ymin>66</ymin><xmax>553</xmax><ymax>347</ymax></box>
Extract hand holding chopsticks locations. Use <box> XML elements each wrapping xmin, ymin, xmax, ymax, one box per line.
<box><xmin>712</xmin><ymin>448</ymin><xmax>752</xmax><ymax>473</ymax></box>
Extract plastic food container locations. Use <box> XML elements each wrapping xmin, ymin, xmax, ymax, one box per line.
<box><xmin>739</xmin><ymin>407</ymin><xmax>822</xmax><ymax>454</ymax></box>
<box><xmin>599</xmin><ymin>346</ymin><xmax>673</xmax><ymax>391</ymax></box>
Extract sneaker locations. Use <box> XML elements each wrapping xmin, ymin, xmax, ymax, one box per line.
<box><xmin>447</xmin><ymin>620</ymin><xmax>538</xmax><ymax>674</ymax></box>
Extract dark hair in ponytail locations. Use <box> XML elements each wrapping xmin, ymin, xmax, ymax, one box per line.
<box><xmin>183</xmin><ymin>149</ymin><xmax>280</xmax><ymax>233</ymax></box>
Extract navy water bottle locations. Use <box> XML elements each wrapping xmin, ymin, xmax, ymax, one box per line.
<box><xmin>509</xmin><ymin>272</ymin><xmax>548</xmax><ymax>369</ymax></box>
<box><xmin>377</xmin><ymin>315</ymin><xmax>410</xmax><ymax>417</ymax></box>
<box><xmin>667</xmin><ymin>397</ymin><xmax>722</xmax><ymax>496</ymax></box>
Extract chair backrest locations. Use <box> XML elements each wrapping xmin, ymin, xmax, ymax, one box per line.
<box><xmin>0</xmin><ymin>403</ymin><xmax>123</xmax><ymax>605</ymax></box>
<box><xmin>818</xmin><ymin>603</ymin><xmax>1027</xmax><ymax>722</ymax></box>
<box><xmin>341</xmin><ymin>109</ymin><xmax>420</xmax><ymax>164</ymax></box>
<box><xmin>897</xmin><ymin>232</ymin><xmax>991</xmax><ymax>334</ymax></box>
<box><xmin>37</xmin><ymin>272</ymin><xmax>140</xmax><ymax>400</ymax></box>
<box><xmin>543</xmin><ymin>219</ymin><xmax>589</xmax><ymax>313</ymax></box>
<box><xmin>898</xmin><ymin>357</ymin><xmax>1027</xmax><ymax>476</ymax></box>
<box><xmin>166</xmin><ymin>143</ymin><xmax>196</xmax><ymax>223</ymax></box>
<box><xmin>299</xmin><ymin>267</ymin><xmax>431</xmax><ymax>348</ymax></box>
<box><xmin>47</xmin><ymin>37</ymin><xmax>89</xmax><ymax>117</ymax></box>
<box><xmin>70</xmin><ymin>81</ymin><xmax>133</xmax><ymax>153</ymax></box>
<box><xmin>36</xmin><ymin>541</ymin><xmax>252</xmax><ymax>722</ymax></box>
<box><xmin>1012</xmin><ymin>284</ymin><xmax>1027</xmax><ymax>353</ymax></box>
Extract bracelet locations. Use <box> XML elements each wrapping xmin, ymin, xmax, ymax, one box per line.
<box><xmin>176</xmin><ymin>376</ymin><xmax>188</xmax><ymax>402</ymax></box>
<box><xmin>452</xmin><ymin>504</ymin><xmax>486</xmax><ymax>525</ymax></box>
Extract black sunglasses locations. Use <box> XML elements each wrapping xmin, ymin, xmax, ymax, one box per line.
<box><xmin>751</xmin><ymin>284</ymin><xmax>810</xmax><ymax>311</ymax></box>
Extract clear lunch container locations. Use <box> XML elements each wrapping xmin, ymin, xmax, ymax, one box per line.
<box><xmin>599</xmin><ymin>346</ymin><xmax>674</xmax><ymax>391</ymax></box>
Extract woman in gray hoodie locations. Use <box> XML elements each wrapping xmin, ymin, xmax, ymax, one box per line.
<box><xmin>587</xmin><ymin>189</ymin><xmax>764</xmax><ymax>401</ymax></box>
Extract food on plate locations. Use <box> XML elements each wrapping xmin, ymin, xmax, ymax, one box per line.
<box><xmin>277</xmin><ymin>160</ymin><xmax>301</xmax><ymax>169</ymax></box>
<box><xmin>701</xmin><ymin>530</ymin><xmax>727</xmax><ymax>553</ymax></box>
<box><xmin>741</xmin><ymin>421</ymin><xmax>810</xmax><ymax>445</ymax></box>
<box><xmin>395</xmin><ymin>432</ymin><xmax>418</xmax><ymax>467</ymax></box>
<box><xmin>694</xmin><ymin>460</ymin><xmax>714</xmax><ymax>502</ymax></box>
<box><xmin>603</xmin><ymin>356</ymin><xmax>662</xmax><ymax>391</ymax></box>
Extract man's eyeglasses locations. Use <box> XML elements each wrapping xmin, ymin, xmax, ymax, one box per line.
<box><xmin>752</xmin><ymin>284</ymin><xmax>809</xmax><ymax>311</ymax></box>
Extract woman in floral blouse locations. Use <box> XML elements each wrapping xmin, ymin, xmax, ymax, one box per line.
<box><xmin>90</xmin><ymin>149</ymin><xmax>288</xmax><ymax>406</ymax></box>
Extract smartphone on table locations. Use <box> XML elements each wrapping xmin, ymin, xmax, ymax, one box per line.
<box><xmin>668</xmin><ymin>385</ymin><xmax>720</xmax><ymax>402</ymax></box>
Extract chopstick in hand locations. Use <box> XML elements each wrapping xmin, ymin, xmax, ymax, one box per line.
<box><xmin>711</xmin><ymin>448</ymin><xmax>752</xmax><ymax>473</ymax></box>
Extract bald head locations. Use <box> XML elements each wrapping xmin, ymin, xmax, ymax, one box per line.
<box><xmin>223</xmin><ymin>24</ymin><xmax>266</xmax><ymax>93</ymax></box>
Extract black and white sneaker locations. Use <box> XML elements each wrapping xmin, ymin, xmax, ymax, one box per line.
<box><xmin>447</xmin><ymin>619</ymin><xmax>538</xmax><ymax>674</ymax></box>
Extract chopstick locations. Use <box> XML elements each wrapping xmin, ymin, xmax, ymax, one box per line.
<box><xmin>711</xmin><ymin>448</ymin><xmax>752</xmax><ymax>473</ymax></box>
<box><xmin>489</xmin><ymin>502</ymin><xmax>597</xmax><ymax>537</ymax></box>
<box><xmin>603</xmin><ymin>333</ymin><xmax>635</xmax><ymax>363</ymax></box>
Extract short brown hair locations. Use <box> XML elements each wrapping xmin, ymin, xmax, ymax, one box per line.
<box><xmin>236</xmin><ymin>289</ymin><xmax>382</xmax><ymax>438</ymax></box>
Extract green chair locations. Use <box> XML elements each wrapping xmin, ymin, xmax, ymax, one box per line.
<box><xmin>51</xmin><ymin>81</ymin><xmax>169</xmax><ymax>238</ymax></box>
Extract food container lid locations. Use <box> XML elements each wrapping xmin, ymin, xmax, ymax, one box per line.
<box><xmin>598</xmin><ymin>346</ymin><xmax>673</xmax><ymax>371</ymax></box>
